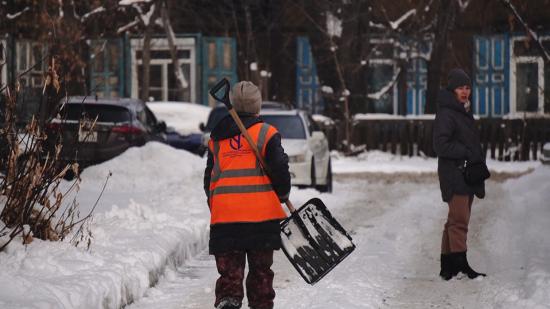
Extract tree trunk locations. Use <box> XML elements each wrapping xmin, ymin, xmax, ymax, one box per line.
<box><xmin>306</xmin><ymin>1</ymin><xmax>370</xmax><ymax>152</ymax></box>
<box><xmin>267</xmin><ymin>0</ymin><xmax>293</xmax><ymax>103</ymax></box>
<box><xmin>425</xmin><ymin>0</ymin><xmax>457</xmax><ymax>114</ymax></box>
<box><xmin>161</xmin><ymin>1</ymin><xmax>187</xmax><ymax>101</ymax></box>
<box><xmin>244</xmin><ymin>1</ymin><xmax>259</xmax><ymax>85</ymax></box>
<box><xmin>306</xmin><ymin>1</ymin><xmax>341</xmax><ymax>96</ymax></box>
<box><xmin>140</xmin><ymin>35</ymin><xmax>151</xmax><ymax>101</ymax></box>
<box><xmin>140</xmin><ymin>5</ymin><xmax>158</xmax><ymax>101</ymax></box>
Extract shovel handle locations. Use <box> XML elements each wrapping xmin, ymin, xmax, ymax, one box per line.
<box><xmin>209</xmin><ymin>79</ymin><xmax>295</xmax><ymax>214</ymax></box>
<box><xmin>285</xmin><ymin>199</ymin><xmax>296</xmax><ymax>213</ymax></box>
<box><xmin>226</xmin><ymin>109</ymin><xmax>296</xmax><ymax>213</ymax></box>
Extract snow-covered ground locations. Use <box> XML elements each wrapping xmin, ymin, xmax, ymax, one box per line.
<box><xmin>146</xmin><ymin>102</ymin><xmax>211</xmax><ymax>135</ymax></box>
<box><xmin>1</xmin><ymin>143</ymin><xmax>549</xmax><ymax>309</ymax></box>
<box><xmin>332</xmin><ymin>150</ymin><xmax>541</xmax><ymax>175</ymax></box>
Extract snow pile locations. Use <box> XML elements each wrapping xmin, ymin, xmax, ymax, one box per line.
<box><xmin>0</xmin><ymin>142</ymin><xmax>209</xmax><ymax>309</ymax></box>
<box><xmin>479</xmin><ymin>167</ymin><xmax>550</xmax><ymax>307</ymax></box>
<box><xmin>333</xmin><ymin>150</ymin><xmax>436</xmax><ymax>174</ymax></box>
<box><xmin>147</xmin><ymin>101</ymin><xmax>211</xmax><ymax>135</ymax></box>
<box><xmin>80</xmin><ymin>142</ymin><xmax>197</xmax><ymax>191</ymax></box>
<box><xmin>353</xmin><ymin>113</ymin><xmax>436</xmax><ymax>120</ymax></box>
<box><xmin>332</xmin><ymin>150</ymin><xmax>540</xmax><ymax>175</ymax></box>
<box><xmin>312</xmin><ymin>114</ymin><xmax>334</xmax><ymax>126</ymax></box>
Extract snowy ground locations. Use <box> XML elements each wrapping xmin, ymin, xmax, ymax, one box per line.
<box><xmin>1</xmin><ymin>143</ymin><xmax>549</xmax><ymax>309</ymax></box>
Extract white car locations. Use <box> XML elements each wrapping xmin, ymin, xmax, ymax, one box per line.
<box><xmin>541</xmin><ymin>143</ymin><xmax>550</xmax><ymax>165</ymax></box>
<box><xmin>260</xmin><ymin>104</ymin><xmax>332</xmax><ymax>193</ymax></box>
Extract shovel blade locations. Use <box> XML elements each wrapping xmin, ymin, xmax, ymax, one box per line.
<box><xmin>280</xmin><ymin>198</ymin><xmax>355</xmax><ymax>285</ymax></box>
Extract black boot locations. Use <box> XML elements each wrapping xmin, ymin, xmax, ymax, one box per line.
<box><xmin>453</xmin><ymin>251</ymin><xmax>486</xmax><ymax>279</ymax></box>
<box><xmin>216</xmin><ymin>298</ymin><xmax>241</xmax><ymax>309</ymax></box>
<box><xmin>439</xmin><ymin>253</ymin><xmax>458</xmax><ymax>280</ymax></box>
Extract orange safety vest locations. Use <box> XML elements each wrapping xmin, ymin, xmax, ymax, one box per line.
<box><xmin>208</xmin><ymin>122</ymin><xmax>287</xmax><ymax>225</ymax></box>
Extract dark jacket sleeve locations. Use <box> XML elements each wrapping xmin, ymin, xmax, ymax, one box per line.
<box><xmin>204</xmin><ymin>149</ymin><xmax>213</xmax><ymax>203</ymax></box>
<box><xmin>433</xmin><ymin>110</ymin><xmax>471</xmax><ymax>160</ymax></box>
<box><xmin>264</xmin><ymin>133</ymin><xmax>291</xmax><ymax>202</ymax></box>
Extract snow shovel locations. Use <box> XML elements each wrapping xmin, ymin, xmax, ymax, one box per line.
<box><xmin>209</xmin><ymin>78</ymin><xmax>355</xmax><ymax>285</ymax></box>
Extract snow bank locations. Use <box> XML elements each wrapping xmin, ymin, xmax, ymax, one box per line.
<box><xmin>80</xmin><ymin>141</ymin><xmax>198</xmax><ymax>192</ymax></box>
<box><xmin>0</xmin><ymin>142</ymin><xmax>210</xmax><ymax>309</ymax></box>
<box><xmin>479</xmin><ymin>167</ymin><xmax>550</xmax><ymax>307</ymax></box>
<box><xmin>332</xmin><ymin>150</ymin><xmax>540</xmax><ymax>175</ymax></box>
<box><xmin>146</xmin><ymin>102</ymin><xmax>211</xmax><ymax>135</ymax></box>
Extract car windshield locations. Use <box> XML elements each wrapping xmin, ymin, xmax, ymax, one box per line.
<box><xmin>205</xmin><ymin>107</ymin><xmax>229</xmax><ymax>131</ymax></box>
<box><xmin>260</xmin><ymin>115</ymin><xmax>306</xmax><ymax>139</ymax></box>
<box><xmin>61</xmin><ymin>104</ymin><xmax>131</xmax><ymax>123</ymax></box>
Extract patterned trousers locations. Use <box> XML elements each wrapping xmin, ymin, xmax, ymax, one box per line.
<box><xmin>214</xmin><ymin>249</ymin><xmax>275</xmax><ymax>309</ymax></box>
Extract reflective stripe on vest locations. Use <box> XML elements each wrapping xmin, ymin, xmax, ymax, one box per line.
<box><xmin>208</xmin><ymin>122</ymin><xmax>286</xmax><ymax>225</ymax></box>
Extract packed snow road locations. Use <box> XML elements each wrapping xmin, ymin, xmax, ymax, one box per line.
<box><xmin>2</xmin><ymin>144</ymin><xmax>547</xmax><ymax>309</ymax></box>
<box><xmin>128</xmin><ymin>168</ymin><xmax>550</xmax><ymax>309</ymax></box>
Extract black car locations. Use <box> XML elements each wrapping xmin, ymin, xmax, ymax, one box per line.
<box><xmin>45</xmin><ymin>96</ymin><xmax>167</xmax><ymax>170</ymax></box>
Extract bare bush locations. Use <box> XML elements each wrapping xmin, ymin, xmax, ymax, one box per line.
<box><xmin>0</xmin><ymin>78</ymin><xmax>96</xmax><ymax>251</ymax></box>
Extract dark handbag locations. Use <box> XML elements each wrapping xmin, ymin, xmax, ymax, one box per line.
<box><xmin>463</xmin><ymin>161</ymin><xmax>490</xmax><ymax>185</ymax></box>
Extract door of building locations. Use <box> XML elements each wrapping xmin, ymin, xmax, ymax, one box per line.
<box><xmin>296</xmin><ymin>36</ymin><xmax>323</xmax><ymax>114</ymax></box>
<box><xmin>90</xmin><ymin>39</ymin><xmax>126</xmax><ymax>98</ymax></box>
<box><xmin>473</xmin><ymin>35</ymin><xmax>510</xmax><ymax>117</ymax></box>
<box><xmin>201</xmin><ymin>37</ymin><xmax>237</xmax><ymax>106</ymax></box>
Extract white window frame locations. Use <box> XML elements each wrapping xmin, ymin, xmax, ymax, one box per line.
<box><xmin>509</xmin><ymin>35</ymin><xmax>549</xmax><ymax>116</ymax></box>
<box><xmin>15</xmin><ymin>40</ymin><xmax>47</xmax><ymax>89</ymax></box>
<box><xmin>511</xmin><ymin>56</ymin><xmax>544</xmax><ymax>114</ymax></box>
<box><xmin>130</xmin><ymin>37</ymin><xmax>196</xmax><ymax>102</ymax></box>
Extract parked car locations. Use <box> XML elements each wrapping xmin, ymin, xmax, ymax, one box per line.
<box><xmin>200</xmin><ymin>102</ymin><xmax>332</xmax><ymax>192</ymax></box>
<box><xmin>261</xmin><ymin>103</ymin><xmax>332</xmax><ymax>193</ymax></box>
<box><xmin>163</xmin><ymin>128</ymin><xmax>206</xmax><ymax>156</ymax></box>
<box><xmin>198</xmin><ymin>102</ymin><xmax>294</xmax><ymax>150</ymax></box>
<box><xmin>44</xmin><ymin>96</ymin><xmax>167</xmax><ymax>172</ymax></box>
<box><xmin>147</xmin><ymin>101</ymin><xmax>211</xmax><ymax>156</ymax></box>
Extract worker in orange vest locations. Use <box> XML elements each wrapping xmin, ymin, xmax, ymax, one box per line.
<box><xmin>204</xmin><ymin>81</ymin><xmax>291</xmax><ymax>309</ymax></box>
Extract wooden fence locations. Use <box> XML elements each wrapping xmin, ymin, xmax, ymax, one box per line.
<box><xmin>319</xmin><ymin>117</ymin><xmax>550</xmax><ymax>161</ymax></box>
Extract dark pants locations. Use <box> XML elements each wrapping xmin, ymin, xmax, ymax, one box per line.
<box><xmin>214</xmin><ymin>249</ymin><xmax>275</xmax><ymax>309</ymax></box>
<box><xmin>442</xmin><ymin>194</ymin><xmax>474</xmax><ymax>253</ymax></box>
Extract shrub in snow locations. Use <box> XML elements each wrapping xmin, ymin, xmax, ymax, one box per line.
<box><xmin>0</xmin><ymin>83</ymin><xmax>98</xmax><ymax>251</ymax></box>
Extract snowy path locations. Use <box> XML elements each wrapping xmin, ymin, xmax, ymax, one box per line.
<box><xmin>126</xmin><ymin>170</ymin><xmax>550</xmax><ymax>309</ymax></box>
<box><xmin>3</xmin><ymin>143</ymin><xmax>548</xmax><ymax>309</ymax></box>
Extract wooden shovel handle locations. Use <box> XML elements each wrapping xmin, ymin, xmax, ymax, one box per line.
<box><xmin>227</xmin><ymin>108</ymin><xmax>296</xmax><ymax>213</ymax></box>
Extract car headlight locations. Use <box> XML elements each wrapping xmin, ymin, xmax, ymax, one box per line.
<box><xmin>288</xmin><ymin>154</ymin><xmax>306</xmax><ymax>163</ymax></box>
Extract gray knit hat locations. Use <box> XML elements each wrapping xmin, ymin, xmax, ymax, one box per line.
<box><xmin>230</xmin><ymin>81</ymin><xmax>262</xmax><ymax>114</ymax></box>
<box><xmin>447</xmin><ymin>68</ymin><xmax>471</xmax><ymax>91</ymax></box>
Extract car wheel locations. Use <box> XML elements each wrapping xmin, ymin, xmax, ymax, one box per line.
<box><xmin>316</xmin><ymin>158</ymin><xmax>333</xmax><ymax>193</ymax></box>
<box><xmin>310</xmin><ymin>157</ymin><xmax>316</xmax><ymax>188</ymax></box>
